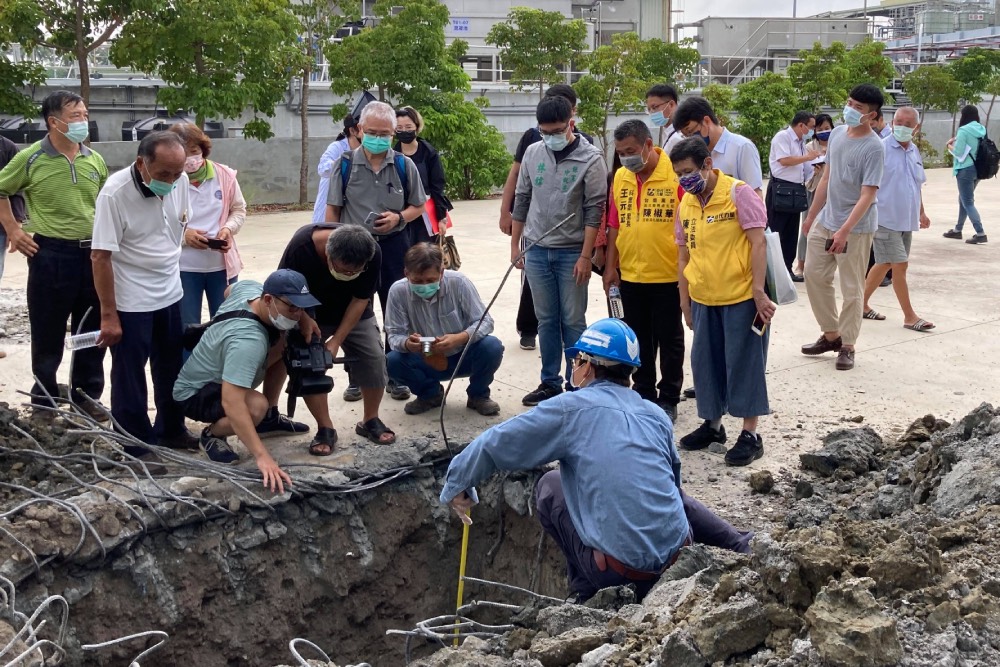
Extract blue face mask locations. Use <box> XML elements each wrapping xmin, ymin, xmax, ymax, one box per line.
<box><xmin>804</xmin><ymin>129</ymin><xmax>814</xmax><ymax>140</ymax></box>
<box><xmin>816</xmin><ymin>130</ymin><xmax>832</xmax><ymax>142</ymax></box>
<box><xmin>60</xmin><ymin>120</ymin><xmax>90</xmax><ymax>143</ymax></box>
<box><xmin>542</xmin><ymin>132</ymin><xmax>570</xmax><ymax>152</ymax></box>
<box><xmin>893</xmin><ymin>125</ymin><xmax>915</xmax><ymax>143</ymax></box>
<box><xmin>362</xmin><ymin>134</ymin><xmax>391</xmax><ymax>155</ymax></box>
<box><xmin>650</xmin><ymin>111</ymin><xmax>669</xmax><ymax>127</ymax></box>
<box><xmin>142</xmin><ymin>165</ymin><xmax>176</xmax><ymax>197</ymax></box>
<box><xmin>843</xmin><ymin>105</ymin><xmax>864</xmax><ymax>128</ymax></box>
<box><xmin>409</xmin><ymin>281</ymin><xmax>440</xmax><ymax>299</ymax></box>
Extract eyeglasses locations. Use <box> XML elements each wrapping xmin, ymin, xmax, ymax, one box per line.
<box><xmin>680</xmin><ymin>123</ymin><xmax>703</xmax><ymax>138</ymax></box>
<box><xmin>647</xmin><ymin>100</ymin><xmax>669</xmax><ymax>113</ymax></box>
<box><xmin>276</xmin><ymin>298</ymin><xmax>302</xmax><ymax>314</ymax></box>
<box><xmin>537</xmin><ymin>125</ymin><xmax>570</xmax><ymax>137</ymax></box>
<box><xmin>330</xmin><ymin>262</ymin><xmax>366</xmax><ymax>276</ymax></box>
<box><xmin>364</xmin><ymin>130</ymin><xmax>393</xmax><ymax>139</ymax></box>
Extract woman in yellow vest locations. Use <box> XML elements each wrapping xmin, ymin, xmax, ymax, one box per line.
<box><xmin>669</xmin><ymin>137</ymin><xmax>775</xmax><ymax>467</ymax></box>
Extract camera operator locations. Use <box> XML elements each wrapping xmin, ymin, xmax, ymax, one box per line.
<box><xmin>173</xmin><ymin>269</ymin><xmax>321</xmax><ymax>493</ymax></box>
<box><xmin>270</xmin><ymin>224</ymin><xmax>395</xmax><ymax>453</ymax></box>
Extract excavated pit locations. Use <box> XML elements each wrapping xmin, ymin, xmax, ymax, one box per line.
<box><xmin>0</xmin><ymin>404</ymin><xmax>566</xmax><ymax>667</ymax></box>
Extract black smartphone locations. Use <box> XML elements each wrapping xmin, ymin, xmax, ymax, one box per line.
<box><xmin>824</xmin><ymin>238</ymin><xmax>848</xmax><ymax>253</ymax></box>
<box><xmin>207</xmin><ymin>238</ymin><xmax>227</xmax><ymax>250</ymax></box>
<box><xmin>751</xmin><ymin>312</ymin><xmax>767</xmax><ymax>336</ymax></box>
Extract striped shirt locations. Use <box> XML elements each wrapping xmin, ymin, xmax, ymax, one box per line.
<box><xmin>0</xmin><ymin>135</ymin><xmax>108</xmax><ymax>240</ymax></box>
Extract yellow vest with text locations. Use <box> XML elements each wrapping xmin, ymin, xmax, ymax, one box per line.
<box><xmin>612</xmin><ymin>148</ymin><xmax>679</xmax><ymax>283</ymax></box>
<box><xmin>678</xmin><ymin>170</ymin><xmax>753</xmax><ymax>306</ymax></box>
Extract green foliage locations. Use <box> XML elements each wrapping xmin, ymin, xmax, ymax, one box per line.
<box><xmin>325</xmin><ymin>0</ymin><xmax>468</xmax><ymax>104</ymax></box>
<box><xmin>948</xmin><ymin>47</ymin><xmax>1000</xmax><ymax>105</ymax></box>
<box><xmin>639</xmin><ymin>38</ymin><xmax>700</xmax><ymax>89</ymax></box>
<box><xmin>412</xmin><ymin>92</ymin><xmax>510</xmax><ymax>200</ymax></box>
<box><xmin>913</xmin><ymin>134</ymin><xmax>943</xmax><ymax>168</ymax></box>
<box><xmin>0</xmin><ymin>0</ymin><xmax>138</xmax><ymax>105</ymax></box>
<box><xmin>787</xmin><ymin>41</ymin><xmax>850</xmax><ymax>109</ymax></box>
<box><xmin>0</xmin><ymin>41</ymin><xmax>44</xmax><ymax>116</ymax></box>
<box><xmin>702</xmin><ymin>83</ymin><xmax>736</xmax><ymax>127</ymax></box>
<box><xmin>732</xmin><ymin>72</ymin><xmax>799</xmax><ymax>174</ymax></box>
<box><xmin>903</xmin><ymin>66</ymin><xmax>963</xmax><ymax>117</ymax></box>
<box><xmin>485</xmin><ymin>7</ymin><xmax>587</xmax><ymax>98</ymax></box>
<box><xmin>576</xmin><ymin>33</ymin><xmax>698</xmax><ymax>157</ymax></box>
<box><xmin>111</xmin><ymin>0</ymin><xmax>301</xmax><ymax>141</ymax></box>
<box><xmin>843</xmin><ymin>38</ymin><xmax>897</xmax><ymax>91</ymax></box>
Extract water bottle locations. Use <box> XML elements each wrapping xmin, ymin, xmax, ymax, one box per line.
<box><xmin>609</xmin><ymin>285</ymin><xmax>624</xmax><ymax>319</ymax></box>
<box><xmin>65</xmin><ymin>331</ymin><xmax>101</xmax><ymax>350</ymax></box>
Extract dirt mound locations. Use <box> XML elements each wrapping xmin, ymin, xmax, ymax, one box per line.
<box><xmin>409</xmin><ymin>405</ymin><xmax>1000</xmax><ymax>667</ymax></box>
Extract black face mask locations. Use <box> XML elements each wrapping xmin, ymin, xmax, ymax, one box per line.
<box><xmin>396</xmin><ymin>130</ymin><xmax>417</xmax><ymax>144</ymax></box>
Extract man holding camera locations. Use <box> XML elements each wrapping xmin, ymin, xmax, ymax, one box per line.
<box><xmin>173</xmin><ymin>269</ymin><xmax>322</xmax><ymax>493</ymax></box>
<box><xmin>270</xmin><ymin>224</ymin><xmax>396</xmax><ymax>453</ymax></box>
<box><xmin>385</xmin><ymin>243</ymin><xmax>503</xmax><ymax>417</ymax></box>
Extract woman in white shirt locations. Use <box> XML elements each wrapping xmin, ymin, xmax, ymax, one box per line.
<box><xmin>168</xmin><ymin>123</ymin><xmax>248</xmax><ymax>328</ymax></box>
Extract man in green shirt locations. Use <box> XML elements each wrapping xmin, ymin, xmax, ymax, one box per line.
<box><xmin>0</xmin><ymin>91</ymin><xmax>109</xmax><ymax>418</ymax></box>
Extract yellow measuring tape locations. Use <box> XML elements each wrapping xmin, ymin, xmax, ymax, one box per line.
<box><xmin>453</xmin><ymin>512</ymin><xmax>471</xmax><ymax>647</ymax></box>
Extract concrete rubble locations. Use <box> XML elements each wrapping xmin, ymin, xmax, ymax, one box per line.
<box><xmin>408</xmin><ymin>405</ymin><xmax>1000</xmax><ymax>667</ymax></box>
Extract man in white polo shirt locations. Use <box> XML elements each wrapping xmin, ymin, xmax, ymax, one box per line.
<box><xmin>92</xmin><ymin>131</ymin><xmax>195</xmax><ymax>456</ymax></box>
<box><xmin>767</xmin><ymin>111</ymin><xmax>819</xmax><ymax>273</ymax></box>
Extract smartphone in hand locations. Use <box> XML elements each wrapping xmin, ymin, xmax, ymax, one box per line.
<box><xmin>752</xmin><ymin>311</ymin><xmax>767</xmax><ymax>336</ymax></box>
<box><xmin>207</xmin><ymin>238</ymin><xmax>227</xmax><ymax>250</ymax></box>
<box><xmin>362</xmin><ymin>211</ymin><xmax>380</xmax><ymax>230</ymax></box>
<box><xmin>824</xmin><ymin>238</ymin><xmax>848</xmax><ymax>253</ymax></box>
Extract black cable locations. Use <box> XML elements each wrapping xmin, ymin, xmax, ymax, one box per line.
<box><xmin>437</xmin><ymin>214</ymin><xmax>577</xmax><ymax>455</ymax></box>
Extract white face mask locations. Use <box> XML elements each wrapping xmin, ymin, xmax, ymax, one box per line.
<box><xmin>268</xmin><ymin>301</ymin><xmax>298</xmax><ymax>331</ymax></box>
<box><xmin>570</xmin><ymin>360</ymin><xmax>591</xmax><ymax>389</ymax></box>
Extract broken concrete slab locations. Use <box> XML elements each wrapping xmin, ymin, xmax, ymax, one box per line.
<box><xmin>805</xmin><ymin>577</ymin><xmax>902</xmax><ymax>667</ymax></box>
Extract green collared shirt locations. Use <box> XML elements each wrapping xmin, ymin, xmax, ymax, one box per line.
<box><xmin>0</xmin><ymin>135</ymin><xmax>108</xmax><ymax>240</ymax></box>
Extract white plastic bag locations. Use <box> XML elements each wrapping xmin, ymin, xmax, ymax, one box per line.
<box><xmin>765</xmin><ymin>230</ymin><xmax>798</xmax><ymax>306</ymax></box>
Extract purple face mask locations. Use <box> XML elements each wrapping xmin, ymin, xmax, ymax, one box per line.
<box><xmin>679</xmin><ymin>170</ymin><xmax>707</xmax><ymax>194</ymax></box>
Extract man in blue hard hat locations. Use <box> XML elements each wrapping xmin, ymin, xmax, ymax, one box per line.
<box><xmin>440</xmin><ymin>318</ymin><xmax>752</xmax><ymax>602</ymax></box>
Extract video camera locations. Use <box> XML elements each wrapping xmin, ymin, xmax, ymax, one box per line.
<box><xmin>283</xmin><ymin>333</ymin><xmax>352</xmax><ymax>417</ymax></box>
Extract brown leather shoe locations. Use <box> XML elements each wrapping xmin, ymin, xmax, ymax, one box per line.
<box><xmin>835</xmin><ymin>348</ymin><xmax>855</xmax><ymax>370</ymax></box>
<box><xmin>801</xmin><ymin>335</ymin><xmax>843</xmax><ymax>356</ymax></box>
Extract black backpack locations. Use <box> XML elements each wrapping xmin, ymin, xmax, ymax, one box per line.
<box><xmin>972</xmin><ymin>134</ymin><xmax>1000</xmax><ymax>180</ymax></box>
<box><xmin>182</xmin><ymin>309</ymin><xmax>278</xmax><ymax>351</ymax></box>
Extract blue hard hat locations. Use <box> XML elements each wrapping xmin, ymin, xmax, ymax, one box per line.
<box><xmin>567</xmin><ymin>318</ymin><xmax>641</xmax><ymax>368</ymax></box>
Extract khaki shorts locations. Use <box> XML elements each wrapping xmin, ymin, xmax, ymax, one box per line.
<box><xmin>873</xmin><ymin>229</ymin><xmax>912</xmax><ymax>265</ymax></box>
<box><xmin>319</xmin><ymin>316</ymin><xmax>387</xmax><ymax>388</ymax></box>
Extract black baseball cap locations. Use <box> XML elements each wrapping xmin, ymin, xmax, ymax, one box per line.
<box><xmin>262</xmin><ymin>269</ymin><xmax>321</xmax><ymax>308</ymax></box>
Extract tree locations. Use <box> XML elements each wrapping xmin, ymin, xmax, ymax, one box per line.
<box><xmin>111</xmin><ymin>0</ymin><xmax>301</xmax><ymax>141</ymax></box>
<box><xmin>289</xmin><ymin>0</ymin><xmax>358</xmax><ymax>204</ymax></box>
<box><xmin>903</xmin><ymin>65</ymin><xmax>962</xmax><ymax>128</ymax></box>
<box><xmin>948</xmin><ymin>47</ymin><xmax>1000</xmax><ymax>106</ymax></box>
<box><xmin>575</xmin><ymin>33</ymin><xmax>699</xmax><ymax>157</ymax></box>
<box><xmin>325</xmin><ymin>0</ymin><xmax>509</xmax><ymax>200</ymax></box>
<box><xmin>732</xmin><ymin>72</ymin><xmax>799</xmax><ymax>174</ymax></box>
<box><xmin>843</xmin><ymin>38</ymin><xmax>897</xmax><ymax>93</ymax></box>
<box><xmin>0</xmin><ymin>36</ymin><xmax>45</xmax><ymax>116</ymax></box>
<box><xmin>787</xmin><ymin>41</ymin><xmax>850</xmax><ymax>110</ymax></box>
<box><xmin>485</xmin><ymin>7</ymin><xmax>587</xmax><ymax>100</ymax></box>
<box><xmin>702</xmin><ymin>83</ymin><xmax>736</xmax><ymax>127</ymax></box>
<box><xmin>0</xmin><ymin>0</ymin><xmax>138</xmax><ymax>107</ymax></box>
<box><xmin>415</xmin><ymin>93</ymin><xmax>510</xmax><ymax>200</ymax></box>
<box><xmin>325</xmin><ymin>0</ymin><xmax>468</xmax><ymax>105</ymax></box>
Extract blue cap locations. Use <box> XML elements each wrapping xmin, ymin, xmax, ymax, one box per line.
<box><xmin>262</xmin><ymin>269</ymin><xmax>321</xmax><ymax>308</ymax></box>
<box><xmin>567</xmin><ymin>318</ymin><xmax>641</xmax><ymax>368</ymax></box>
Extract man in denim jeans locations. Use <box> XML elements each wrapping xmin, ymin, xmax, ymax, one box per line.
<box><xmin>511</xmin><ymin>96</ymin><xmax>608</xmax><ymax>406</ymax></box>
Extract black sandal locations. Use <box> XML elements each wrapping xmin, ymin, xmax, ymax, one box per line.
<box><xmin>355</xmin><ymin>417</ymin><xmax>396</xmax><ymax>445</ymax></box>
<box><xmin>308</xmin><ymin>426</ymin><xmax>337</xmax><ymax>456</ymax></box>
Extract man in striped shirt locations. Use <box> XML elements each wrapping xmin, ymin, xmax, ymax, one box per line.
<box><xmin>0</xmin><ymin>91</ymin><xmax>109</xmax><ymax>419</ymax></box>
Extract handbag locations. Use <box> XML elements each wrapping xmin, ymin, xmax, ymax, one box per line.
<box><xmin>772</xmin><ymin>180</ymin><xmax>809</xmax><ymax>213</ymax></box>
<box><xmin>439</xmin><ymin>231</ymin><xmax>462</xmax><ymax>270</ymax></box>
<box><xmin>764</xmin><ymin>230</ymin><xmax>798</xmax><ymax>306</ymax></box>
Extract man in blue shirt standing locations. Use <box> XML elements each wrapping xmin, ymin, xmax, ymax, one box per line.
<box><xmin>441</xmin><ymin>319</ymin><xmax>752</xmax><ymax>601</ymax></box>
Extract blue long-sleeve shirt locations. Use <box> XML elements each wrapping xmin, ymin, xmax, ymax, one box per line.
<box><xmin>440</xmin><ymin>380</ymin><xmax>689</xmax><ymax>572</ymax></box>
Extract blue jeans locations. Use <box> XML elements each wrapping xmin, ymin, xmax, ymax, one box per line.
<box><xmin>386</xmin><ymin>336</ymin><xmax>504</xmax><ymax>400</ymax></box>
<box><xmin>524</xmin><ymin>246</ymin><xmax>589</xmax><ymax>388</ymax></box>
<box><xmin>180</xmin><ymin>270</ymin><xmax>235</xmax><ymax>329</ymax></box>
<box><xmin>955</xmin><ymin>166</ymin><xmax>984</xmax><ymax>235</ymax></box>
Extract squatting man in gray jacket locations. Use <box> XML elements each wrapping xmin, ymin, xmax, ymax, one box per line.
<box><xmin>511</xmin><ymin>95</ymin><xmax>608</xmax><ymax>408</ymax></box>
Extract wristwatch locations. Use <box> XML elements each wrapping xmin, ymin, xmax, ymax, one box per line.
<box><xmin>395</xmin><ymin>210</ymin><xmax>406</xmax><ymax>226</ymax></box>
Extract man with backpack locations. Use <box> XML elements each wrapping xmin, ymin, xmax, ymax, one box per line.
<box><xmin>173</xmin><ymin>269</ymin><xmax>322</xmax><ymax>492</ymax></box>
<box><xmin>325</xmin><ymin>100</ymin><xmax>426</xmax><ymax>403</ymax></box>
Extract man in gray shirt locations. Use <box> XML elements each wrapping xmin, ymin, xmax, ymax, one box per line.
<box><xmin>511</xmin><ymin>96</ymin><xmax>608</xmax><ymax>406</ymax></box>
<box><xmin>801</xmin><ymin>84</ymin><xmax>886</xmax><ymax>371</ymax></box>
<box><xmin>386</xmin><ymin>243</ymin><xmax>503</xmax><ymax>417</ymax></box>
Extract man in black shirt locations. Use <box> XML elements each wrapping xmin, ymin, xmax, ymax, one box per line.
<box><xmin>499</xmin><ymin>84</ymin><xmax>593</xmax><ymax>352</ymax></box>
<box><xmin>268</xmin><ymin>224</ymin><xmax>395</xmax><ymax>453</ymax></box>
